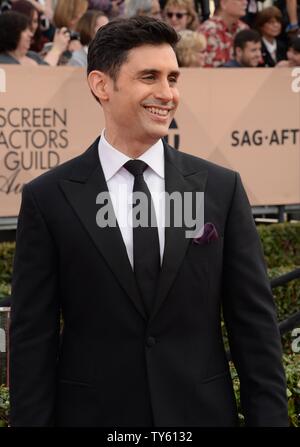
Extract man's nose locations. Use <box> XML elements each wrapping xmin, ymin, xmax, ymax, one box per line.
<box><xmin>154</xmin><ymin>80</ymin><xmax>174</xmax><ymax>101</ymax></box>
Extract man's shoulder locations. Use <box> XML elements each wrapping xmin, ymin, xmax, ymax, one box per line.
<box><xmin>223</xmin><ymin>59</ymin><xmax>241</xmax><ymax>67</ymax></box>
<box><xmin>26</xmin><ymin>138</ymin><xmax>99</xmax><ymax>192</ymax></box>
<box><xmin>26</xmin><ymin>155</ymin><xmax>82</xmax><ymax>190</ymax></box>
<box><xmin>167</xmin><ymin>145</ymin><xmax>237</xmax><ymax>181</ymax></box>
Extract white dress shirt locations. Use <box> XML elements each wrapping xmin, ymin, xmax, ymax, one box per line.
<box><xmin>98</xmin><ymin>130</ymin><xmax>165</xmax><ymax>268</ymax></box>
<box><xmin>262</xmin><ymin>37</ymin><xmax>277</xmax><ymax>63</ymax></box>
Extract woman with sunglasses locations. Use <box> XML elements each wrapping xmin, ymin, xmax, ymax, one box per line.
<box><xmin>163</xmin><ymin>0</ymin><xmax>199</xmax><ymax>32</ymax></box>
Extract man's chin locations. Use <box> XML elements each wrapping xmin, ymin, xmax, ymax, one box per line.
<box><xmin>146</xmin><ymin>124</ymin><xmax>171</xmax><ymax>141</ymax></box>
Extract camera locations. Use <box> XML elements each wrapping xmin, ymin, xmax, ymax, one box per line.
<box><xmin>68</xmin><ymin>30</ymin><xmax>80</xmax><ymax>41</ymax></box>
<box><xmin>40</xmin><ymin>14</ymin><xmax>50</xmax><ymax>31</ymax></box>
<box><xmin>0</xmin><ymin>0</ymin><xmax>11</xmax><ymax>13</ymax></box>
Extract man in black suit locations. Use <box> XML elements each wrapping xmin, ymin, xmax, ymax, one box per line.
<box><xmin>10</xmin><ymin>16</ymin><xmax>288</xmax><ymax>427</ymax></box>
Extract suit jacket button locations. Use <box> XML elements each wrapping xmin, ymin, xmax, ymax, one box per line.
<box><xmin>146</xmin><ymin>336</ymin><xmax>156</xmax><ymax>347</ymax></box>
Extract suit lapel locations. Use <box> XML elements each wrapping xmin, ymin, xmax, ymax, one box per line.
<box><xmin>150</xmin><ymin>143</ymin><xmax>208</xmax><ymax>322</ymax></box>
<box><xmin>59</xmin><ymin>139</ymin><xmax>147</xmax><ymax>320</ymax></box>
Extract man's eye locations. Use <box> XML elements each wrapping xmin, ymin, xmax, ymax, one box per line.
<box><xmin>169</xmin><ymin>77</ymin><xmax>178</xmax><ymax>84</ymax></box>
<box><xmin>142</xmin><ymin>75</ymin><xmax>155</xmax><ymax>80</ymax></box>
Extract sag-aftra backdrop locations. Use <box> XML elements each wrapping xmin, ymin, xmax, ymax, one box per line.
<box><xmin>0</xmin><ymin>66</ymin><xmax>299</xmax><ymax>217</ymax></box>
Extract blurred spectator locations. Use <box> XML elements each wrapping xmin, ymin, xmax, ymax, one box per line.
<box><xmin>277</xmin><ymin>36</ymin><xmax>300</xmax><ymax>65</ymax></box>
<box><xmin>223</xmin><ymin>28</ymin><xmax>262</xmax><ymax>66</ymax></box>
<box><xmin>175</xmin><ymin>29</ymin><xmax>206</xmax><ymax>66</ymax></box>
<box><xmin>53</xmin><ymin>0</ymin><xmax>88</xmax><ymax>30</ymax></box>
<box><xmin>52</xmin><ymin>0</ymin><xmax>89</xmax><ymax>58</ymax></box>
<box><xmin>68</xmin><ymin>10</ymin><xmax>108</xmax><ymax>66</ymax></box>
<box><xmin>125</xmin><ymin>0</ymin><xmax>161</xmax><ymax>19</ymax></box>
<box><xmin>163</xmin><ymin>0</ymin><xmax>199</xmax><ymax>32</ymax></box>
<box><xmin>255</xmin><ymin>6</ymin><xmax>287</xmax><ymax>67</ymax></box>
<box><xmin>0</xmin><ymin>11</ymin><xmax>48</xmax><ymax>64</ymax></box>
<box><xmin>40</xmin><ymin>27</ymin><xmax>71</xmax><ymax>64</ymax></box>
<box><xmin>11</xmin><ymin>0</ymin><xmax>54</xmax><ymax>20</ymax></box>
<box><xmin>199</xmin><ymin>0</ymin><xmax>248</xmax><ymax>67</ymax></box>
<box><xmin>11</xmin><ymin>0</ymin><xmax>70</xmax><ymax>64</ymax></box>
<box><xmin>286</xmin><ymin>35</ymin><xmax>300</xmax><ymax>63</ymax></box>
<box><xmin>11</xmin><ymin>0</ymin><xmax>39</xmax><ymax>37</ymax></box>
<box><xmin>160</xmin><ymin>0</ymin><xmax>207</xmax><ymax>21</ymax></box>
<box><xmin>11</xmin><ymin>0</ymin><xmax>47</xmax><ymax>52</ymax></box>
<box><xmin>88</xmin><ymin>0</ymin><xmax>125</xmax><ymax>19</ymax></box>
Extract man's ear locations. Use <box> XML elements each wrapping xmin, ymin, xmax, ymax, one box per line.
<box><xmin>87</xmin><ymin>70</ymin><xmax>110</xmax><ymax>102</ymax></box>
<box><xmin>235</xmin><ymin>47</ymin><xmax>242</xmax><ymax>61</ymax></box>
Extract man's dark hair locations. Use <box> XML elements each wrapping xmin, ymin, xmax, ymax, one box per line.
<box><xmin>0</xmin><ymin>11</ymin><xmax>29</xmax><ymax>52</ymax></box>
<box><xmin>234</xmin><ymin>29</ymin><xmax>261</xmax><ymax>54</ymax></box>
<box><xmin>87</xmin><ymin>16</ymin><xmax>179</xmax><ymax>81</ymax></box>
<box><xmin>290</xmin><ymin>37</ymin><xmax>300</xmax><ymax>53</ymax></box>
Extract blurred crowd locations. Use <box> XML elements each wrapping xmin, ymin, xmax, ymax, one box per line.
<box><xmin>0</xmin><ymin>0</ymin><xmax>299</xmax><ymax>68</ymax></box>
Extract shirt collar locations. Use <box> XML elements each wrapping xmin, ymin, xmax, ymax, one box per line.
<box><xmin>98</xmin><ymin>129</ymin><xmax>165</xmax><ymax>181</ymax></box>
<box><xmin>262</xmin><ymin>37</ymin><xmax>277</xmax><ymax>54</ymax></box>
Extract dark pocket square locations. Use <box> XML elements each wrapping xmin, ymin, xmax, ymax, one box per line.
<box><xmin>192</xmin><ymin>222</ymin><xmax>219</xmax><ymax>245</ymax></box>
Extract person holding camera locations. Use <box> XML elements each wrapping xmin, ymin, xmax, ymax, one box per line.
<box><xmin>10</xmin><ymin>0</ymin><xmax>70</xmax><ymax>65</ymax></box>
<box><xmin>0</xmin><ymin>11</ymin><xmax>48</xmax><ymax>65</ymax></box>
<box><xmin>68</xmin><ymin>10</ymin><xmax>109</xmax><ymax>67</ymax></box>
<box><xmin>53</xmin><ymin>0</ymin><xmax>88</xmax><ymax>32</ymax></box>
<box><xmin>43</xmin><ymin>0</ymin><xmax>88</xmax><ymax>63</ymax></box>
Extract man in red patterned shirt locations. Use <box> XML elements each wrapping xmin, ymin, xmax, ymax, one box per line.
<box><xmin>199</xmin><ymin>0</ymin><xmax>248</xmax><ymax>67</ymax></box>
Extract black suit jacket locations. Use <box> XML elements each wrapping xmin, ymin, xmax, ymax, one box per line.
<box><xmin>9</xmin><ymin>138</ymin><xmax>288</xmax><ymax>426</ymax></box>
<box><xmin>260</xmin><ymin>39</ymin><xmax>287</xmax><ymax>67</ymax></box>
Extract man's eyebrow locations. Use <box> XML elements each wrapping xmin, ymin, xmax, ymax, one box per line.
<box><xmin>137</xmin><ymin>69</ymin><xmax>180</xmax><ymax>77</ymax></box>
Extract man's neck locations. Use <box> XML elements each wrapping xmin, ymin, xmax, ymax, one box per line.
<box><xmin>104</xmin><ymin>129</ymin><xmax>158</xmax><ymax>159</ymax></box>
<box><xmin>235</xmin><ymin>57</ymin><xmax>244</xmax><ymax>67</ymax></box>
<box><xmin>218</xmin><ymin>11</ymin><xmax>239</xmax><ymax>31</ymax></box>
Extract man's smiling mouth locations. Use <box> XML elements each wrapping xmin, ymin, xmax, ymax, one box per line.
<box><xmin>143</xmin><ymin>106</ymin><xmax>170</xmax><ymax>117</ymax></box>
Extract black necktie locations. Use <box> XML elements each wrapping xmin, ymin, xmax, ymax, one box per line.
<box><xmin>124</xmin><ymin>160</ymin><xmax>160</xmax><ymax>317</ymax></box>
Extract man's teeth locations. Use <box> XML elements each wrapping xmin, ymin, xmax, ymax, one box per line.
<box><xmin>145</xmin><ymin>107</ymin><xmax>168</xmax><ymax>116</ymax></box>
